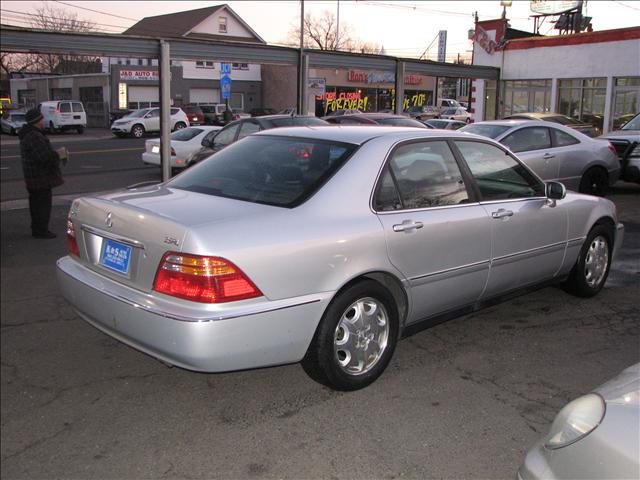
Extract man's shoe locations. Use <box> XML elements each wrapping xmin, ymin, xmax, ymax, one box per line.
<box><xmin>32</xmin><ymin>231</ymin><xmax>57</xmax><ymax>239</ymax></box>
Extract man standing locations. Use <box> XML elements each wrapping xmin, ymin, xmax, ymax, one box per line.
<box><xmin>19</xmin><ymin>108</ymin><xmax>66</xmax><ymax>239</ymax></box>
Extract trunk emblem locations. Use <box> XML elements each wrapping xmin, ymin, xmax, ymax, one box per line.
<box><xmin>105</xmin><ymin>212</ymin><xmax>113</xmax><ymax>228</ymax></box>
<box><xmin>164</xmin><ymin>236</ymin><xmax>179</xmax><ymax>246</ymax></box>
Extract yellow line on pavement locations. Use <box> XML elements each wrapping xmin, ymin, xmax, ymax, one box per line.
<box><xmin>1</xmin><ymin>147</ymin><xmax>144</xmax><ymax>160</ymax></box>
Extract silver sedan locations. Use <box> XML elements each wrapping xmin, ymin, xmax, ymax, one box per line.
<box><xmin>519</xmin><ymin>363</ymin><xmax>639</xmax><ymax>480</ymax></box>
<box><xmin>57</xmin><ymin>126</ymin><xmax>624</xmax><ymax>390</ymax></box>
<box><xmin>460</xmin><ymin>120</ymin><xmax>620</xmax><ymax>196</ymax></box>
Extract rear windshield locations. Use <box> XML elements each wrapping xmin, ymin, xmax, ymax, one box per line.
<box><xmin>10</xmin><ymin>113</ymin><xmax>26</xmax><ymax>121</ymax></box>
<box><xmin>268</xmin><ymin>117</ymin><xmax>328</xmax><ymax>128</ymax></box>
<box><xmin>460</xmin><ymin>124</ymin><xmax>511</xmax><ymax>139</ymax></box>
<box><xmin>170</xmin><ymin>128</ymin><xmax>203</xmax><ymax>141</ymax></box>
<box><xmin>375</xmin><ymin>117</ymin><xmax>425</xmax><ymax>127</ymax></box>
<box><xmin>168</xmin><ymin>135</ymin><xmax>357</xmax><ymax>208</ymax></box>
<box><xmin>545</xmin><ymin>115</ymin><xmax>579</xmax><ymax>125</ymax></box>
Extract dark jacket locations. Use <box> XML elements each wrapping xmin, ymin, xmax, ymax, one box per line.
<box><xmin>19</xmin><ymin>123</ymin><xmax>64</xmax><ymax>190</ymax></box>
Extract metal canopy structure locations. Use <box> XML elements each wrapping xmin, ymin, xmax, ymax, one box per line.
<box><xmin>1</xmin><ymin>26</ymin><xmax>500</xmax><ymax>180</ymax></box>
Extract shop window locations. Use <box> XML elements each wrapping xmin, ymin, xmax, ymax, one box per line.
<box><xmin>558</xmin><ymin>78</ymin><xmax>606</xmax><ymax>132</ymax></box>
<box><xmin>219</xmin><ymin>17</ymin><xmax>227</xmax><ymax>33</ymax></box>
<box><xmin>484</xmin><ymin>80</ymin><xmax>497</xmax><ymax>121</ymax></box>
<box><xmin>232</xmin><ymin>63</ymin><xmax>249</xmax><ymax>70</ymax></box>
<box><xmin>138</xmin><ymin>59</ymin><xmax>143</xmax><ymax>66</ymax></box>
<box><xmin>195</xmin><ymin>61</ymin><xmax>215</xmax><ymax>69</ymax></box>
<box><xmin>500</xmin><ymin>80</ymin><xmax>551</xmax><ymax>118</ymax></box>
<box><xmin>612</xmin><ymin>77</ymin><xmax>640</xmax><ymax>130</ymax></box>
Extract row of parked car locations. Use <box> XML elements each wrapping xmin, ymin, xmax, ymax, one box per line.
<box><xmin>139</xmin><ymin>108</ymin><xmax>639</xmax><ymax>194</ymax></box>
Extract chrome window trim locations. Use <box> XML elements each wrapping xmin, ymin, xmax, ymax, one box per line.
<box><xmin>81</xmin><ymin>224</ymin><xmax>146</xmax><ymax>250</ymax></box>
<box><xmin>376</xmin><ymin>201</ymin><xmax>481</xmax><ymax>215</ymax></box>
<box><xmin>478</xmin><ymin>196</ymin><xmax>547</xmax><ymax>206</ymax></box>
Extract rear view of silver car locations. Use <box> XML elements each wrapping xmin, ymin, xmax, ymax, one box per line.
<box><xmin>518</xmin><ymin>363</ymin><xmax>639</xmax><ymax>480</ymax></box>
<box><xmin>57</xmin><ymin>127</ymin><xmax>624</xmax><ymax>391</ymax></box>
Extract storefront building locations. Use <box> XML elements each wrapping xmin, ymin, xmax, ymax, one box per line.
<box><xmin>309</xmin><ymin>67</ymin><xmax>437</xmax><ymax>116</ymax></box>
<box><xmin>471</xmin><ymin>19</ymin><xmax>640</xmax><ymax>133</ymax></box>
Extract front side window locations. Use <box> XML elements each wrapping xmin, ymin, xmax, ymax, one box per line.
<box><xmin>168</xmin><ymin>136</ymin><xmax>356</xmax><ymax>208</ymax></box>
<box><xmin>501</xmin><ymin>127</ymin><xmax>551</xmax><ymax>153</ymax></box>
<box><xmin>454</xmin><ymin>140</ymin><xmax>544</xmax><ymax>201</ymax></box>
<box><xmin>237</xmin><ymin>122</ymin><xmax>260</xmax><ymax>140</ymax></box>
<box><xmin>380</xmin><ymin>141</ymin><xmax>470</xmax><ymax>210</ymax></box>
<box><xmin>213</xmin><ymin>124</ymin><xmax>240</xmax><ymax>147</ymax></box>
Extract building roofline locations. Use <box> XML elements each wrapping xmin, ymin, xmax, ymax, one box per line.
<box><xmin>505</xmin><ymin>26</ymin><xmax>640</xmax><ymax>50</ymax></box>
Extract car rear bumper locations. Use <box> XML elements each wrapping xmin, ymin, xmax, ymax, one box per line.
<box><xmin>141</xmin><ymin>152</ymin><xmax>160</xmax><ymax>166</ymax></box>
<box><xmin>56</xmin><ymin>256</ymin><xmax>330</xmax><ymax>372</ymax></box>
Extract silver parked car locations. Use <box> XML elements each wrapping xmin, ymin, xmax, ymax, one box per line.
<box><xmin>57</xmin><ymin>126</ymin><xmax>624</xmax><ymax>391</ymax></box>
<box><xmin>518</xmin><ymin>363</ymin><xmax>639</xmax><ymax>480</ymax></box>
<box><xmin>460</xmin><ymin>120</ymin><xmax>620</xmax><ymax>196</ymax></box>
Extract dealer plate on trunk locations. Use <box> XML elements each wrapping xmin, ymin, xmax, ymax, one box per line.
<box><xmin>99</xmin><ymin>239</ymin><xmax>132</xmax><ymax>276</ymax></box>
<box><xmin>152</xmin><ymin>145</ymin><xmax>160</xmax><ymax>153</ymax></box>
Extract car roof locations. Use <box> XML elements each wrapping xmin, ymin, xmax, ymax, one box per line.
<box><xmin>253</xmin><ymin>125</ymin><xmax>474</xmax><ymax>145</ymax></box>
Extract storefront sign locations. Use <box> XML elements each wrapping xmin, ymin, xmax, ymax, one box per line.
<box><xmin>308</xmin><ymin>78</ymin><xmax>326</xmax><ymax>96</ymax></box>
<box><xmin>347</xmin><ymin>71</ymin><xmax>422</xmax><ymax>86</ymax></box>
<box><xmin>530</xmin><ymin>0</ymin><xmax>580</xmax><ymax>15</ymax></box>
<box><xmin>118</xmin><ymin>83</ymin><xmax>127</xmax><ymax>109</ymax></box>
<box><xmin>119</xmin><ymin>70</ymin><xmax>159</xmax><ymax>81</ymax></box>
<box><xmin>473</xmin><ymin>25</ymin><xmax>499</xmax><ymax>54</ymax></box>
<box><xmin>322</xmin><ymin>91</ymin><xmax>368</xmax><ymax>114</ymax></box>
<box><xmin>438</xmin><ymin>30</ymin><xmax>447</xmax><ymax>63</ymax></box>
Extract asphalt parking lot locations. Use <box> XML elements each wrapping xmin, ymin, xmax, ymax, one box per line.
<box><xmin>1</xmin><ymin>184</ymin><xmax>638</xmax><ymax>479</ymax></box>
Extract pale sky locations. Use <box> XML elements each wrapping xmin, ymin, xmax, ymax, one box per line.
<box><xmin>2</xmin><ymin>0</ymin><xmax>639</xmax><ymax>62</ymax></box>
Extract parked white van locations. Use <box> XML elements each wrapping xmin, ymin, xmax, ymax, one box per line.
<box><xmin>38</xmin><ymin>101</ymin><xmax>87</xmax><ymax>134</ymax></box>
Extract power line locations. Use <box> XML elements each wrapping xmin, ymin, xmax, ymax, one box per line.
<box><xmin>52</xmin><ymin>0</ymin><xmax>139</xmax><ymax>22</ymax></box>
<box><xmin>612</xmin><ymin>0</ymin><xmax>640</xmax><ymax>12</ymax></box>
<box><xmin>0</xmin><ymin>8</ymin><xmax>125</xmax><ymax>32</ymax></box>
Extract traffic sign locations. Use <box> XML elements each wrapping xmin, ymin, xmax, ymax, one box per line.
<box><xmin>220</xmin><ymin>63</ymin><xmax>232</xmax><ymax>75</ymax></box>
<box><xmin>220</xmin><ymin>74</ymin><xmax>232</xmax><ymax>100</ymax></box>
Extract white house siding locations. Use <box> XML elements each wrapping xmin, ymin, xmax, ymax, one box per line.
<box><xmin>190</xmin><ymin>9</ymin><xmax>254</xmax><ymax>38</ymax></box>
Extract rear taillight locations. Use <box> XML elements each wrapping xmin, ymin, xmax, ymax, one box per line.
<box><xmin>153</xmin><ymin>252</ymin><xmax>262</xmax><ymax>303</ymax></box>
<box><xmin>608</xmin><ymin>142</ymin><xmax>617</xmax><ymax>156</ymax></box>
<box><xmin>232</xmin><ymin>114</ymin><xmax>240</xmax><ymax>120</ymax></box>
<box><xmin>67</xmin><ymin>218</ymin><xmax>79</xmax><ymax>256</ymax></box>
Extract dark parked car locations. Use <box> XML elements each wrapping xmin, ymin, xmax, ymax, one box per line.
<box><xmin>187</xmin><ymin>115</ymin><xmax>330</xmax><ymax>167</ymax></box>
<box><xmin>249</xmin><ymin>107</ymin><xmax>277</xmax><ymax>117</ymax></box>
<box><xmin>598</xmin><ymin>112</ymin><xmax>640</xmax><ymax>183</ymax></box>
<box><xmin>505</xmin><ymin>112</ymin><xmax>600</xmax><ymax>137</ymax></box>
<box><xmin>323</xmin><ymin>113</ymin><xmax>428</xmax><ymax>128</ymax></box>
<box><xmin>109</xmin><ymin>109</ymin><xmax>132</xmax><ymax>125</ymax></box>
<box><xmin>180</xmin><ymin>105</ymin><xmax>205</xmax><ymax>125</ymax></box>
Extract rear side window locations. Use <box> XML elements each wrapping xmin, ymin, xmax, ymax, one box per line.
<box><xmin>59</xmin><ymin>103</ymin><xmax>71</xmax><ymax>113</ymax></box>
<box><xmin>376</xmin><ymin>140</ymin><xmax>470</xmax><ymax>210</ymax></box>
<box><xmin>168</xmin><ymin>136</ymin><xmax>356</xmax><ymax>207</ymax></box>
<box><xmin>170</xmin><ymin>108</ymin><xmax>180</xmax><ymax>115</ymax></box>
<box><xmin>501</xmin><ymin>127</ymin><xmax>551</xmax><ymax>152</ymax></box>
<box><xmin>454</xmin><ymin>140</ymin><xmax>544</xmax><ymax>200</ymax></box>
<box><xmin>551</xmin><ymin>128</ymin><xmax>579</xmax><ymax>147</ymax></box>
<box><xmin>72</xmin><ymin>102</ymin><xmax>84</xmax><ymax>112</ymax></box>
<box><xmin>269</xmin><ymin>117</ymin><xmax>328</xmax><ymax>127</ymax></box>
<box><xmin>237</xmin><ymin>122</ymin><xmax>260</xmax><ymax>140</ymax></box>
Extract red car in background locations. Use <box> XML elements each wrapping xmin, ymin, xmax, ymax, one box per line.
<box><xmin>180</xmin><ymin>105</ymin><xmax>205</xmax><ymax>125</ymax></box>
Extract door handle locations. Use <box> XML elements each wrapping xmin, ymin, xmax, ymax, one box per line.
<box><xmin>491</xmin><ymin>209</ymin><xmax>514</xmax><ymax>219</ymax></box>
<box><xmin>393</xmin><ymin>221</ymin><xmax>424</xmax><ymax>232</ymax></box>
<box><xmin>543</xmin><ymin>153</ymin><xmax>555</xmax><ymax>160</ymax></box>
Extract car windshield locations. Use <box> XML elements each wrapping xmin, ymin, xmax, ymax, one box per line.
<box><xmin>426</xmin><ymin>120</ymin><xmax>447</xmax><ymax>128</ymax></box>
<box><xmin>622</xmin><ymin>114</ymin><xmax>640</xmax><ymax>130</ymax></box>
<box><xmin>268</xmin><ymin>117</ymin><xmax>328</xmax><ymax>127</ymax></box>
<box><xmin>170</xmin><ymin>128</ymin><xmax>203</xmax><ymax>141</ymax></box>
<box><xmin>125</xmin><ymin>109</ymin><xmax>149</xmax><ymax>118</ymax></box>
<box><xmin>442</xmin><ymin>108</ymin><xmax>457</xmax><ymax>115</ymax></box>
<box><xmin>460</xmin><ymin>124</ymin><xmax>512</xmax><ymax>139</ymax></box>
<box><xmin>168</xmin><ymin>135</ymin><xmax>357</xmax><ymax>208</ymax></box>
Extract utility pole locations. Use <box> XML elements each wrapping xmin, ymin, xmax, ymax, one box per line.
<box><xmin>298</xmin><ymin>0</ymin><xmax>304</xmax><ymax>114</ymax></box>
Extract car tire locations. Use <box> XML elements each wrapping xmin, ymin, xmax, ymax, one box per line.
<box><xmin>10</xmin><ymin>128</ymin><xmax>16</xmax><ymax>135</ymax></box>
<box><xmin>76</xmin><ymin>126</ymin><xmax>84</xmax><ymax>134</ymax></box>
<box><xmin>564</xmin><ymin>225</ymin><xmax>612</xmax><ymax>298</ymax></box>
<box><xmin>579</xmin><ymin>167</ymin><xmax>609</xmax><ymax>196</ymax></box>
<box><xmin>465</xmin><ymin>117</ymin><xmax>471</xmax><ymax>123</ymax></box>
<box><xmin>174</xmin><ymin>122</ymin><xmax>186</xmax><ymax>131</ymax></box>
<box><xmin>49</xmin><ymin>121</ymin><xmax>56</xmax><ymax>133</ymax></box>
<box><xmin>131</xmin><ymin>124</ymin><xmax>145</xmax><ymax>138</ymax></box>
<box><xmin>301</xmin><ymin>280</ymin><xmax>399</xmax><ymax>391</ymax></box>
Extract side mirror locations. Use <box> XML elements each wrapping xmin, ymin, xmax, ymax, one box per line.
<box><xmin>546</xmin><ymin>181</ymin><xmax>566</xmax><ymax>200</ymax></box>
